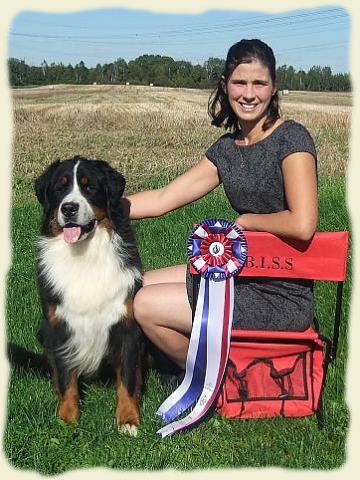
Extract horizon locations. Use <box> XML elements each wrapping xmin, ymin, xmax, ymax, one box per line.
<box><xmin>8</xmin><ymin>53</ymin><xmax>350</xmax><ymax>76</ymax></box>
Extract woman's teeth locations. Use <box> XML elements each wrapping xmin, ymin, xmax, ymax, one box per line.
<box><xmin>240</xmin><ymin>103</ymin><xmax>257</xmax><ymax>111</ymax></box>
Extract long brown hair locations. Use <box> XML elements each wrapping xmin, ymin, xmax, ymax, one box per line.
<box><xmin>208</xmin><ymin>39</ymin><xmax>280</xmax><ymax>131</ymax></box>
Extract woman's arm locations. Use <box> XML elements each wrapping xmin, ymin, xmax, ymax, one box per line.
<box><xmin>126</xmin><ymin>157</ymin><xmax>220</xmax><ymax>219</ymax></box>
<box><xmin>235</xmin><ymin>152</ymin><xmax>318</xmax><ymax>241</ymax></box>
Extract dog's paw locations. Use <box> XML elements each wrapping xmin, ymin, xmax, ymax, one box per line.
<box><xmin>57</xmin><ymin>401</ymin><xmax>80</xmax><ymax>425</ymax></box>
<box><xmin>118</xmin><ymin>423</ymin><xmax>138</xmax><ymax>437</ymax></box>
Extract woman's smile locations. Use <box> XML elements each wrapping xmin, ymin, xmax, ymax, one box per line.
<box><xmin>238</xmin><ymin>102</ymin><xmax>259</xmax><ymax>112</ymax></box>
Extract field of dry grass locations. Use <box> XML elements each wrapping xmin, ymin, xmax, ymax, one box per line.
<box><xmin>11</xmin><ymin>84</ymin><xmax>351</xmax><ymax>200</ymax></box>
<box><xmin>280</xmin><ymin>89</ymin><xmax>351</xmax><ymax>106</ymax></box>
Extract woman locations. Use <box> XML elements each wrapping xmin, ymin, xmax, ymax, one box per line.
<box><xmin>127</xmin><ymin>39</ymin><xmax>318</xmax><ymax>370</ymax></box>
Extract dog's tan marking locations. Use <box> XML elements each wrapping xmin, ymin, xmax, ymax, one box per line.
<box><xmin>57</xmin><ymin>370</ymin><xmax>80</xmax><ymax>424</ymax></box>
<box><xmin>90</xmin><ymin>205</ymin><xmax>113</xmax><ymax>232</ymax></box>
<box><xmin>80</xmin><ymin>176</ymin><xmax>89</xmax><ymax>185</ymax></box>
<box><xmin>122</xmin><ymin>298</ymin><xmax>135</xmax><ymax>327</ymax></box>
<box><xmin>91</xmin><ymin>205</ymin><xmax>107</xmax><ymax>221</ymax></box>
<box><xmin>60</xmin><ymin>176</ymin><xmax>68</xmax><ymax>185</ymax></box>
<box><xmin>48</xmin><ymin>304</ymin><xmax>62</xmax><ymax>327</ymax></box>
<box><xmin>99</xmin><ymin>218</ymin><xmax>113</xmax><ymax>232</ymax></box>
<box><xmin>115</xmin><ymin>368</ymin><xmax>141</xmax><ymax>432</ymax></box>
<box><xmin>50</xmin><ymin>208</ymin><xmax>62</xmax><ymax>237</ymax></box>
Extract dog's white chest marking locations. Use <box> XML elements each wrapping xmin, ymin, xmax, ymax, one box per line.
<box><xmin>38</xmin><ymin>228</ymin><xmax>140</xmax><ymax>375</ymax></box>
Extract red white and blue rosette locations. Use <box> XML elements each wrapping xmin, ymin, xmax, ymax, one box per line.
<box><xmin>156</xmin><ymin>218</ymin><xmax>247</xmax><ymax>438</ymax></box>
<box><xmin>187</xmin><ymin>218</ymin><xmax>247</xmax><ymax>281</ymax></box>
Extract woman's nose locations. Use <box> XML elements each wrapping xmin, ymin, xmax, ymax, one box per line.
<box><xmin>243</xmin><ymin>84</ymin><xmax>255</xmax><ymax>100</ymax></box>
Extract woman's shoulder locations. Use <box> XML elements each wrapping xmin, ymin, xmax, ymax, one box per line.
<box><xmin>208</xmin><ymin>132</ymin><xmax>235</xmax><ymax>150</ymax></box>
<box><xmin>276</xmin><ymin>119</ymin><xmax>317</xmax><ymax>161</ymax></box>
<box><xmin>210</xmin><ymin>131</ymin><xmax>235</xmax><ymax>146</ymax></box>
<box><xmin>279</xmin><ymin>119</ymin><xmax>314</xmax><ymax>139</ymax></box>
<box><xmin>205</xmin><ymin>131</ymin><xmax>235</xmax><ymax>164</ymax></box>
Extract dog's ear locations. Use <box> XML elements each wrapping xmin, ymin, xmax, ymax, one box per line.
<box><xmin>35</xmin><ymin>160</ymin><xmax>61</xmax><ymax>208</ymax></box>
<box><xmin>103</xmin><ymin>163</ymin><xmax>126</xmax><ymax>205</ymax></box>
<box><xmin>106</xmin><ymin>166</ymin><xmax>126</xmax><ymax>202</ymax></box>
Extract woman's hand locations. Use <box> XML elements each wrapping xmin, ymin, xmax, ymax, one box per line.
<box><xmin>235</xmin><ymin>215</ymin><xmax>248</xmax><ymax>231</ymax></box>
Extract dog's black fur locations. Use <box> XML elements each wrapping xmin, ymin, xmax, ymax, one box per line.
<box><xmin>35</xmin><ymin>156</ymin><xmax>144</xmax><ymax>435</ymax></box>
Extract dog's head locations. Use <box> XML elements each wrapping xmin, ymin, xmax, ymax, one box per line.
<box><xmin>35</xmin><ymin>156</ymin><xmax>126</xmax><ymax>243</ymax></box>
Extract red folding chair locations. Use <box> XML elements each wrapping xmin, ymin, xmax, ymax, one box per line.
<box><xmin>190</xmin><ymin>231</ymin><xmax>349</xmax><ymax>427</ymax></box>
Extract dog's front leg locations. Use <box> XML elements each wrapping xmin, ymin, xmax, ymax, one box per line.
<box><xmin>40</xmin><ymin>318</ymin><xmax>80</xmax><ymax>425</ymax></box>
<box><xmin>110</xmin><ymin>322</ymin><xmax>144</xmax><ymax>436</ymax></box>
<box><xmin>115</xmin><ymin>364</ymin><xmax>141</xmax><ymax>437</ymax></box>
<box><xmin>57</xmin><ymin>368</ymin><xmax>80</xmax><ymax>424</ymax></box>
<box><xmin>49</xmin><ymin>354</ymin><xmax>80</xmax><ymax>424</ymax></box>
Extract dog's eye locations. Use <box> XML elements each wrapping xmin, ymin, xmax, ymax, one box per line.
<box><xmin>83</xmin><ymin>184</ymin><xmax>96</xmax><ymax>193</ymax></box>
<box><xmin>55</xmin><ymin>178</ymin><xmax>68</xmax><ymax>191</ymax></box>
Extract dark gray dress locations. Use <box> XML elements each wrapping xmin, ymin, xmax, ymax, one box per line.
<box><xmin>186</xmin><ymin>119</ymin><xmax>317</xmax><ymax>331</ymax></box>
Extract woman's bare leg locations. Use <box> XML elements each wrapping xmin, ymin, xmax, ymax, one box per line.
<box><xmin>143</xmin><ymin>264</ymin><xmax>187</xmax><ymax>286</ymax></box>
<box><xmin>134</xmin><ymin>265</ymin><xmax>192</xmax><ymax>369</ymax></box>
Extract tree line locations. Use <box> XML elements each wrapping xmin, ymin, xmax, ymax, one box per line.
<box><xmin>8</xmin><ymin>55</ymin><xmax>351</xmax><ymax>91</ymax></box>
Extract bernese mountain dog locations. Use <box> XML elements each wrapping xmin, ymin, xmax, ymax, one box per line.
<box><xmin>35</xmin><ymin>156</ymin><xmax>144</xmax><ymax>436</ymax></box>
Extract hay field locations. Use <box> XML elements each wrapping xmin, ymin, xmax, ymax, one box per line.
<box><xmin>12</xmin><ymin>85</ymin><xmax>350</xmax><ymax>201</ymax></box>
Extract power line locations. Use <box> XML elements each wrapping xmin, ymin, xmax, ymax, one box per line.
<box><xmin>15</xmin><ymin>6</ymin><xmax>345</xmax><ymax>32</ymax></box>
<box><xmin>277</xmin><ymin>41</ymin><xmax>348</xmax><ymax>54</ymax></box>
<box><xmin>9</xmin><ymin>19</ymin><xmax>348</xmax><ymax>50</ymax></box>
<box><xmin>10</xmin><ymin>8</ymin><xmax>348</xmax><ymax>41</ymax></box>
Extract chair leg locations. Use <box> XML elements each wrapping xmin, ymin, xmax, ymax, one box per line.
<box><xmin>316</xmin><ymin>393</ymin><xmax>325</xmax><ymax>429</ymax></box>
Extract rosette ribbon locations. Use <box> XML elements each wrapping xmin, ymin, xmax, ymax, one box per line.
<box><xmin>156</xmin><ymin>218</ymin><xmax>247</xmax><ymax>438</ymax></box>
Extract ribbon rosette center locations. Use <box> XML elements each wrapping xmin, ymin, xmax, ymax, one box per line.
<box><xmin>201</xmin><ymin>233</ymin><xmax>232</xmax><ymax>266</ymax></box>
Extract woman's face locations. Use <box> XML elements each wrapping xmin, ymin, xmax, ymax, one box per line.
<box><xmin>225</xmin><ymin>59</ymin><xmax>276</xmax><ymax>127</ymax></box>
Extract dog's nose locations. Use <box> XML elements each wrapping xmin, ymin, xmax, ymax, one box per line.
<box><xmin>61</xmin><ymin>202</ymin><xmax>79</xmax><ymax>217</ymax></box>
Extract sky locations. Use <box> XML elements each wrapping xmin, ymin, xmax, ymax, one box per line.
<box><xmin>7</xmin><ymin>5</ymin><xmax>351</xmax><ymax>73</ymax></box>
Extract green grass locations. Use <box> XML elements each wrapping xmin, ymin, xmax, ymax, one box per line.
<box><xmin>5</xmin><ymin>175</ymin><xmax>351</xmax><ymax>474</ymax></box>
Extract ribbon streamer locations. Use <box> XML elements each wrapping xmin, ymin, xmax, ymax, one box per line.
<box><xmin>156</xmin><ymin>219</ymin><xmax>247</xmax><ymax>438</ymax></box>
<box><xmin>157</xmin><ymin>277</ymin><xmax>233</xmax><ymax>438</ymax></box>
<box><xmin>156</xmin><ymin>277</ymin><xmax>209</xmax><ymax>423</ymax></box>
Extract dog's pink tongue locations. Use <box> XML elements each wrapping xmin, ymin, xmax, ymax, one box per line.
<box><xmin>63</xmin><ymin>226</ymin><xmax>81</xmax><ymax>244</ymax></box>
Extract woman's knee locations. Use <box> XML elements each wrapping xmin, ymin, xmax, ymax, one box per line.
<box><xmin>133</xmin><ymin>283</ymin><xmax>192</xmax><ymax>335</ymax></box>
<box><xmin>133</xmin><ymin>287</ymin><xmax>154</xmax><ymax>328</ymax></box>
